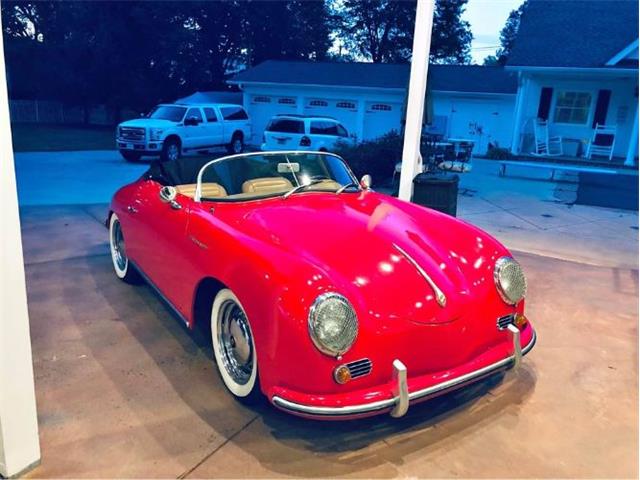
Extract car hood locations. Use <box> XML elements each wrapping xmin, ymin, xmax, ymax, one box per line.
<box><xmin>119</xmin><ymin>119</ymin><xmax>176</xmax><ymax>129</ymax></box>
<box><xmin>218</xmin><ymin>191</ymin><xmax>509</xmax><ymax>325</ymax></box>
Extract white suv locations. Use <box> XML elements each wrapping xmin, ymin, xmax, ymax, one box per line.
<box><xmin>261</xmin><ymin>115</ymin><xmax>352</xmax><ymax>152</ymax></box>
<box><xmin>116</xmin><ymin>103</ymin><xmax>251</xmax><ymax>162</ymax></box>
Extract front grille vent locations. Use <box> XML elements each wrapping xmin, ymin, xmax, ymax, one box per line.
<box><xmin>346</xmin><ymin>358</ymin><xmax>373</xmax><ymax>379</ymax></box>
<box><xmin>119</xmin><ymin>127</ymin><xmax>145</xmax><ymax>142</ymax></box>
<box><xmin>497</xmin><ymin>314</ymin><xmax>515</xmax><ymax>330</ymax></box>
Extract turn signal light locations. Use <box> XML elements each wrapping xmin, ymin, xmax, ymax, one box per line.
<box><xmin>514</xmin><ymin>313</ymin><xmax>528</xmax><ymax>328</ymax></box>
<box><xmin>333</xmin><ymin>365</ymin><xmax>352</xmax><ymax>384</ymax></box>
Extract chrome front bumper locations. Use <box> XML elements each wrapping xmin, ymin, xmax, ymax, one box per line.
<box><xmin>272</xmin><ymin>328</ymin><xmax>536</xmax><ymax>418</ymax></box>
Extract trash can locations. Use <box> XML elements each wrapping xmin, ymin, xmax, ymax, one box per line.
<box><xmin>412</xmin><ymin>172</ymin><xmax>459</xmax><ymax>216</ymax></box>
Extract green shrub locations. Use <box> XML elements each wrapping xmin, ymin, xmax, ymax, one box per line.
<box><xmin>334</xmin><ymin>130</ymin><xmax>403</xmax><ymax>182</ymax></box>
<box><xmin>485</xmin><ymin>144</ymin><xmax>515</xmax><ymax>160</ymax></box>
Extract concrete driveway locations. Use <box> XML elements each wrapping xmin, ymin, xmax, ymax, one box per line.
<box><xmin>19</xmin><ymin>203</ymin><xmax>638</xmax><ymax>478</ymax></box>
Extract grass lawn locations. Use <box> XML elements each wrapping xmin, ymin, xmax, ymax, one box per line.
<box><xmin>10</xmin><ymin>123</ymin><xmax>116</xmax><ymax>152</ymax></box>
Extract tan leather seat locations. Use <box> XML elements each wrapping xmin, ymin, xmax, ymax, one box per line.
<box><xmin>242</xmin><ymin>177</ymin><xmax>293</xmax><ymax>195</ymax></box>
<box><xmin>175</xmin><ymin>183</ymin><xmax>227</xmax><ymax>199</ymax></box>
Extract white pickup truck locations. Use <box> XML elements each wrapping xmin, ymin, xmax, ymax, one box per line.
<box><xmin>116</xmin><ymin>103</ymin><xmax>251</xmax><ymax>162</ymax></box>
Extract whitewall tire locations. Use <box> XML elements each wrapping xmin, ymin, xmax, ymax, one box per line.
<box><xmin>211</xmin><ymin>288</ymin><xmax>260</xmax><ymax>401</ymax></box>
<box><xmin>109</xmin><ymin>213</ymin><xmax>140</xmax><ymax>284</ymax></box>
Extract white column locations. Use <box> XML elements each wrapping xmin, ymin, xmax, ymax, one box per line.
<box><xmin>510</xmin><ymin>73</ymin><xmax>527</xmax><ymax>155</ymax></box>
<box><xmin>0</xmin><ymin>19</ymin><xmax>41</xmax><ymax>478</ymax></box>
<box><xmin>625</xmin><ymin>102</ymin><xmax>638</xmax><ymax>166</ymax></box>
<box><xmin>356</xmin><ymin>99</ymin><xmax>366</xmax><ymax>142</ymax></box>
<box><xmin>398</xmin><ymin>0</ymin><xmax>435</xmax><ymax>201</ymax></box>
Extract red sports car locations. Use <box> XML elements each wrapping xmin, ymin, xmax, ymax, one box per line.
<box><xmin>108</xmin><ymin>151</ymin><xmax>535</xmax><ymax>419</ymax></box>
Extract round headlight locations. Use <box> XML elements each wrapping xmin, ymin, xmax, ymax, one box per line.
<box><xmin>308</xmin><ymin>293</ymin><xmax>358</xmax><ymax>356</ymax></box>
<box><xmin>494</xmin><ymin>257</ymin><xmax>527</xmax><ymax>305</ymax></box>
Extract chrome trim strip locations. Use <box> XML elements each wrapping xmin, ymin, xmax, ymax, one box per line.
<box><xmin>130</xmin><ymin>260</ymin><xmax>190</xmax><ymax>327</ymax></box>
<box><xmin>392</xmin><ymin>244</ymin><xmax>447</xmax><ymax>307</ymax></box>
<box><xmin>271</xmin><ymin>331</ymin><xmax>536</xmax><ymax>417</ymax></box>
<box><xmin>390</xmin><ymin>360</ymin><xmax>409</xmax><ymax>418</ymax></box>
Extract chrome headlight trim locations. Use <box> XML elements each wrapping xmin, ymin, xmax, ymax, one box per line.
<box><xmin>308</xmin><ymin>292</ymin><xmax>358</xmax><ymax>357</ymax></box>
<box><xmin>149</xmin><ymin>128</ymin><xmax>164</xmax><ymax>141</ymax></box>
<box><xmin>494</xmin><ymin>256</ymin><xmax>527</xmax><ymax>305</ymax></box>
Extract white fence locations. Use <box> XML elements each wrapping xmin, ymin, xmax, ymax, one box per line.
<box><xmin>9</xmin><ymin>100</ymin><xmax>137</xmax><ymax>125</ymax></box>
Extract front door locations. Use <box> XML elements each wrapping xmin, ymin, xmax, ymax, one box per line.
<box><xmin>131</xmin><ymin>181</ymin><xmax>195</xmax><ymax>321</ymax></box>
<box><xmin>181</xmin><ymin>107</ymin><xmax>207</xmax><ymax>150</ymax></box>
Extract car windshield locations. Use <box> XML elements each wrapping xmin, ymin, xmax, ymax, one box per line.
<box><xmin>195</xmin><ymin>152</ymin><xmax>359</xmax><ymax>202</ymax></box>
<box><xmin>148</xmin><ymin>105</ymin><xmax>187</xmax><ymax>122</ymax></box>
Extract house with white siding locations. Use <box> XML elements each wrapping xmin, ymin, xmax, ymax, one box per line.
<box><xmin>507</xmin><ymin>0</ymin><xmax>639</xmax><ymax>165</ymax></box>
<box><xmin>228</xmin><ymin>61</ymin><xmax>517</xmax><ymax>153</ymax></box>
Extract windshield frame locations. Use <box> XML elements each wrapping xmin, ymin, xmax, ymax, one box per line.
<box><xmin>193</xmin><ymin>151</ymin><xmax>360</xmax><ymax>203</ymax></box>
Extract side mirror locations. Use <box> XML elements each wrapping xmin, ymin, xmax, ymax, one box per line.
<box><xmin>184</xmin><ymin>117</ymin><xmax>199</xmax><ymax>126</ymax></box>
<box><xmin>360</xmin><ymin>174</ymin><xmax>372</xmax><ymax>190</ymax></box>
<box><xmin>159</xmin><ymin>186</ymin><xmax>181</xmax><ymax>209</ymax></box>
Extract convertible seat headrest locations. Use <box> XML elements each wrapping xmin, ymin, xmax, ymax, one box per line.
<box><xmin>242</xmin><ymin>177</ymin><xmax>293</xmax><ymax>194</ymax></box>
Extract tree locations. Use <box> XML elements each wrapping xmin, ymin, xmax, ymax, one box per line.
<box><xmin>332</xmin><ymin>0</ymin><xmax>473</xmax><ymax>64</ymax></box>
<box><xmin>484</xmin><ymin>1</ymin><xmax>527</xmax><ymax>66</ymax></box>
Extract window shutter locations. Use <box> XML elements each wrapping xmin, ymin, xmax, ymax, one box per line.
<box><xmin>592</xmin><ymin>89</ymin><xmax>612</xmax><ymax>128</ymax></box>
<box><xmin>537</xmin><ymin>87</ymin><xmax>553</xmax><ymax>120</ymax></box>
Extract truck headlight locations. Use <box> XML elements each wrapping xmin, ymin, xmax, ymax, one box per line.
<box><xmin>308</xmin><ymin>293</ymin><xmax>358</xmax><ymax>356</ymax></box>
<box><xmin>494</xmin><ymin>257</ymin><xmax>527</xmax><ymax>305</ymax></box>
<box><xmin>149</xmin><ymin>128</ymin><xmax>164</xmax><ymax>141</ymax></box>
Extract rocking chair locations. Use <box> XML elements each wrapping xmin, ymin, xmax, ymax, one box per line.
<box><xmin>531</xmin><ymin>119</ymin><xmax>563</xmax><ymax>157</ymax></box>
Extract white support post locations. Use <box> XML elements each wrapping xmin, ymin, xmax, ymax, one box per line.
<box><xmin>0</xmin><ymin>18</ymin><xmax>41</xmax><ymax>478</ymax></box>
<box><xmin>625</xmin><ymin>102</ymin><xmax>638</xmax><ymax>167</ymax></box>
<box><xmin>511</xmin><ymin>73</ymin><xmax>527</xmax><ymax>155</ymax></box>
<box><xmin>398</xmin><ymin>0</ymin><xmax>435</xmax><ymax>201</ymax></box>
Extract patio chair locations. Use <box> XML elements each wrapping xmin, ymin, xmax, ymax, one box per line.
<box><xmin>531</xmin><ymin>119</ymin><xmax>563</xmax><ymax>157</ymax></box>
<box><xmin>586</xmin><ymin>124</ymin><xmax>616</xmax><ymax>161</ymax></box>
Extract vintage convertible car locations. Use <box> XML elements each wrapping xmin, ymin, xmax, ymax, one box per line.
<box><xmin>108</xmin><ymin>151</ymin><xmax>535</xmax><ymax>419</ymax></box>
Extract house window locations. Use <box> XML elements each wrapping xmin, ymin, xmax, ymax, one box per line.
<box><xmin>278</xmin><ymin>97</ymin><xmax>296</xmax><ymax>105</ymax></box>
<box><xmin>309</xmin><ymin>99</ymin><xmax>328</xmax><ymax>107</ymax></box>
<box><xmin>553</xmin><ymin>91</ymin><xmax>592</xmax><ymax>124</ymax></box>
<box><xmin>336</xmin><ymin>101</ymin><xmax>356</xmax><ymax>109</ymax></box>
<box><xmin>252</xmin><ymin>96</ymin><xmax>271</xmax><ymax>103</ymax></box>
<box><xmin>371</xmin><ymin>104</ymin><xmax>392</xmax><ymax>111</ymax></box>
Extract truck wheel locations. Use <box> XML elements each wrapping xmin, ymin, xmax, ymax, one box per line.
<box><xmin>121</xmin><ymin>151</ymin><xmax>141</xmax><ymax>162</ymax></box>
<box><xmin>162</xmin><ymin>138</ymin><xmax>181</xmax><ymax>161</ymax></box>
<box><xmin>227</xmin><ymin>134</ymin><xmax>244</xmax><ymax>154</ymax></box>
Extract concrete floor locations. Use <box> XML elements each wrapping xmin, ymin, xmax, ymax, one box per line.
<box><xmin>19</xmin><ymin>202</ymin><xmax>638</xmax><ymax>478</ymax></box>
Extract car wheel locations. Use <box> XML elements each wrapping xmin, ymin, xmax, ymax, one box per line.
<box><xmin>227</xmin><ymin>134</ymin><xmax>244</xmax><ymax>154</ymax></box>
<box><xmin>109</xmin><ymin>213</ymin><xmax>141</xmax><ymax>284</ymax></box>
<box><xmin>211</xmin><ymin>288</ymin><xmax>261</xmax><ymax>402</ymax></box>
<box><xmin>121</xmin><ymin>151</ymin><xmax>142</xmax><ymax>162</ymax></box>
<box><xmin>162</xmin><ymin>138</ymin><xmax>181</xmax><ymax>161</ymax></box>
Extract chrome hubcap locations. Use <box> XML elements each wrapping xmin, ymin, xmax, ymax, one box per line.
<box><xmin>233</xmin><ymin>139</ymin><xmax>242</xmax><ymax>153</ymax></box>
<box><xmin>167</xmin><ymin>144</ymin><xmax>179</xmax><ymax>161</ymax></box>
<box><xmin>218</xmin><ymin>300</ymin><xmax>253</xmax><ymax>385</ymax></box>
<box><xmin>112</xmin><ymin>220</ymin><xmax>127</xmax><ymax>270</ymax></box>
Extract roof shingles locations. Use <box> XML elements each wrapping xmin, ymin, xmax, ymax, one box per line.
<box><xmin>508</xmin><ymin>0</ymin><xmax>639</xmax><ymax>68</ymax></box>
<box><xmin>230</xmin><ymin>61</ymin><xmax>518</xmax><ymax>94</ymax></box>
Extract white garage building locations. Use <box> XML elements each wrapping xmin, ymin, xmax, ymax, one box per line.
<box><xmin>228</xmin><ymin>61</ymin><xmax>517</xmax><ymax>153</ymax></box>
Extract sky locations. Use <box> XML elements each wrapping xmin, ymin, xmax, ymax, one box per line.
<box><xmin>462</xmin><ymin>0</ymin><xmax>525</xmax><ymax>64</ymax></box>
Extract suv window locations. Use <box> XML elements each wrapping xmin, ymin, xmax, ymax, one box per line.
<box><xmin>266</xmin><ymin>118</ymin><xmax>305</xmax><ymax>134</ymax></box>
<box><xmin>221</xmin><ymin>106</ymin><xmax>249</xmax><ymax>121</ymax></box>
<box><xmin>203</xmin><ymin>108</ymin><xmax>218</xmax><ymax>122</ymax></box>
<box><xmin>185</xmin><ymin>108</ymin><xmax>203</xmax><ymax>123</ymax></box>
<box><xmin>336</xmin><ymin>124</ymin><xmax>349</xmax><ymax>137</ymax></box>
<box><xmin>310</xmin><ymin>121</ymin><xmax>339</xmax><ymax>136</ymax></box>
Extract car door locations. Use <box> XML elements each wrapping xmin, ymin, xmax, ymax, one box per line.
<box><xmin>128</xmin><ymin>180</ymin><xmax>195</xmax><ymax>320</ymax></box>
<box><xmin>202</xmin><ymin>107</ymin><xmax>224</xmax><ymax>147</ymax></box>
<box><xmin>181</xmin><ymin>107</ymin><xmax>206</xmax><ymax>150</ymax></box>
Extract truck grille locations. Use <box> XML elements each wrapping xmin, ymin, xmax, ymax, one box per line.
<box><xmin>346</xmin><ymin>358</ymin><xmax>373</xmax><ymax>379</ymax></box>
<box><xmin>119</xmin><ymin>127</ymin><xmax>145</xmax><ymax>142</ymax></box>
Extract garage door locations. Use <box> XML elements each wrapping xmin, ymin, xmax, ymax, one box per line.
<box><xmin>363</xmin><ymin>102</ymin><xmax>402</xmax><ymax>141</ymax></box>
<box><xmin>304</xmin><ymin>98</ymin><xmax>359</xmax><ymax>138</ymax></box>
<box><xmin>247</xmin><ymin>95</ymin><xmax>298</xmax><ymax>144</ymax></box>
